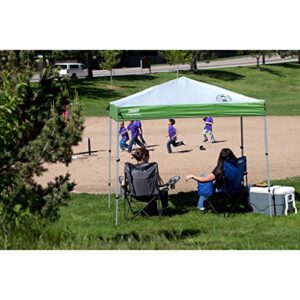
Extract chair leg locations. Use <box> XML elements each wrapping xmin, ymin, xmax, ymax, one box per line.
<box><xmin>205</xmin><ymin>200</ymin><xmax>219</xmax><ymax>215</ymax></box>
<box><xmin>227</xmin><ymin>189</ymin><xmax>248</xmax><ymax>217</ymax></box>
<box><xmin>128</xmin><ymin>196</ymin><xmax>159</xmax><ymax>220</ymax></box>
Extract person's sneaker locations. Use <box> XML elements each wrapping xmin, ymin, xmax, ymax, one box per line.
<box><xmin>211</xmin><ymin>140</ymin><xmax>217</xmax><ymax>143</ymax></box>
<box><xmin>182</xmin><ymin>142</ymin><xmax>187</xmax><ymax>146</ymax></box>
<box><xmin>203</xmin><ymin>138</ymin><xmax>208</xmax><ymax>142</ymax></box>
<box><xmin>198</xmin><ymin>207</ymin><xmax>205</xmax><ymax>211</ymax></box>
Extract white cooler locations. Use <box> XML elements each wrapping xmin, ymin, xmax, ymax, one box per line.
<box><xmin>249</xmin><ymin>185</ymin><xmax>297</xmax><ymax>216</ymax></box>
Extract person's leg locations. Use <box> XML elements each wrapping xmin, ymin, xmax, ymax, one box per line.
<box><xmin>203</xmin><ymin>129</ymin><xmax>208</xmax><ymax>142</ymax></box>
<box><xmin>134</xmin><ymin>137</ymin><xmax>145</xmax><ymax>148</ymax></box>
<box><xmin>174</xmin><ymin>140</ymin><xmax>185</xmax><ymax>147</ymax></box>
<box><xmin>167</xmin><ymin>139</ymin><xmax>173</xmax><ymax>153</ymax></box>
<box><xmin>159</xmin><ymin>189</ymin><xmax>169</xmax><ymax>209</ymax></box>
<box><xmin>146</xmin><ymin>198</ymin><xmax>158</xmax><ymax>215</ymax></box>
<box><xmin>120</xmin><ymin>140</ymin><xmax>125</xmax><ymax>151</ymax></box>
<box><xmin>208</xmin><ymin>130</ymin><xmax>216</xmax><ymax>143</ymax></box>
<box><xmin>139</xmin><ymin>133</ymin><xmax>146</xmax><ymax>145</ymax></box>
<box><xmin>127</xmin><ymin>138</ymin><xmax>135</xmax><ymax>152</ymax></box>
<box><xmin>197</xmin><ymin>195</ymin><xmax>207</xmax><ymax>210</ymax></box>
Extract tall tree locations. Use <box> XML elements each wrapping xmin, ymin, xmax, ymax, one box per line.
<box><xmin>159</xmin><ymin>50</ymin><xmax>190</xmax><ymax>77</ymax></box>
<box><xmin>187</xmin><ymin>51</ymin><xmax>215</xmax><ymax>73</ymax></box>
<box><xmin>0</xmin><ymin>51</ymin><xmax>84</xmax><ymax>246</ymax></box>
<box><xmin>99</xmin><ymin>50</ymin><xmax>123</xmax><ymax>86</ymax></box>
<box><xmin>261</xmin><ymin>50</ymin><xmax>276</xmax><ymax>65</ymax></box>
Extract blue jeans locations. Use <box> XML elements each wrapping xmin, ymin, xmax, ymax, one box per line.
<box><xmin>167</xmin><ymin>137</ymin><xmax>184</xmax><ymax>153</ymax></box>
<box><xmin>127</xmin><ymin>137</ymin><xmax>145</xmax><ymax>152</ymax></box>
<box><xmin>120</xmin><ymin>139</ymin><xmax>128</xmax><ymax>150</ymax></box>
<box><xmin>198</xmin><ymin>195</ymin><xmax>207</xmax><ymax>209</ymax></box>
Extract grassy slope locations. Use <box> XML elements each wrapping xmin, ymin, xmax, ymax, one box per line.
<box><xmin>8</xmin><ymin>177</ymin><xmax>300</xmax><ymax>250</ymax></box>
<box><xmin>70</xmin><ymin>63</ymin><xmax>300</xmax><ymax>117</ymax></box>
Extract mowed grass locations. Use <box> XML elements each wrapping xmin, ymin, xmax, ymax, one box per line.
<box><xmin>7</xmin><ymin>177</ymin><xmax>300</xmax><ymax>250</ymax></box>
<box><xmin>69</xmin><ymin>62</ymin><xmax>300</xmax><ymax>117</ymax></box>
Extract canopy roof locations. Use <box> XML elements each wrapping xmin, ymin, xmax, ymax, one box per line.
<box><xmin>109</xmin><ymin>76</ymin><xmax>266</xmax><ymax>120</ymax></box>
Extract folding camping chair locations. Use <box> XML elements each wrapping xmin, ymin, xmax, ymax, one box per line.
<box><xmin>120</xmin><ymin>162</ymin><xmax>180</xmax><ymax>220</ymax></box>
<box><xmin>201</xmin><ymin>156</ymin><xmax>249</xmax><ymax>217</ymax></box>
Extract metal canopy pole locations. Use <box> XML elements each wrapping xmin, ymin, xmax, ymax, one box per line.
<box><xmin>240</xmin><ymin>117</ymin><xmax>248</xmax><ymax>186</ymax></box>
<box><xmin>263</xmin><ymin>116</ymin><xmax>272</xmax><ymax>216</ymax></box>
<box><xmin>115</xmin><ymin>121</ymin><xmax>120</xmax><ymax>225</ymax></box>
<box><xmin>240</xmin><ymin>116</ymin><xmax>244</xmax><ymax>156</ymax></box>
<box><xmin>108</xmin><ymin>117</ymin><xmax>112</xmax><ymax>208</ymax></box>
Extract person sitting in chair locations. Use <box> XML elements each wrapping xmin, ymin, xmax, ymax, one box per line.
<box><xmin>185</xmin><ymin>148</ymin><xmax>237</xmax><ymax>210</ymax></box>
<box><xmin>122</xmin><ymin>148</ymin><xmax>169</xmax><ymax>214</ymax></box>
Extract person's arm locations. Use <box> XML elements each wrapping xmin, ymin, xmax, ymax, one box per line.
<box><xmin>185</xmin><ymin>173</ymin><xmax>215</xmax><ymax>182</ymax></box>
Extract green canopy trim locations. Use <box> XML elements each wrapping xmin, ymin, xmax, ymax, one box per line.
<box><xmin>109</xmin><ymin>102</ymin><xmax>266</xmax><ymax>120</ymax></box>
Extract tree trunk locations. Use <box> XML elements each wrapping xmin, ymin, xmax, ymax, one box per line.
<box><xmin>262</xmin><ymin>54</ymin><xmax>266</xmax><ymax>65</ymax></box>
<box><xmin>176</xmin><ymin>65</ymin><xmax>179</xmax><ymax>78</ymax></box>
<box><xmin>190</xmin><ymin>53</ymin><xmax>198</xmax><ymax>73</ymax></box>
<box><xmin>256</xmin><ymin>56</ymin><xmax>260</xmax><ymax>69</ymax></box>
<box><xmin>110</xmin><ymin>70</ymin><xmax>113</xmax><ymax>86</ymax></box>
<box><xmin>298</xmin><ymin>51</ymin><xmax>300</xmax><ymax>64</ymax></box>
<box><xmin>87</xmin><ymin>52</ymin><xmax>93</xmax><ymax>78</ymax></box>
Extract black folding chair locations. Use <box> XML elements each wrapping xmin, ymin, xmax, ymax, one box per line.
<box><xmin>203</xmin><ymin>156</ymin><xmax>249</xmax><ymax>217</ymax></box>
<box><xmin>120</xmin><ymin>162</ymin><xmax>180</xmax><ymax>220</ymax></box>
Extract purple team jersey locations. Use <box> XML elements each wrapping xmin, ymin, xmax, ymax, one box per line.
<box><xmin>134</xmin><ymin>120</ymin><xmax>141</xmax><ymax>128</ymax></box>
<box><xmin>168</xmin><ymin>125</ymin><xmax>176</xmax><ymax>139</ymax></box>
<box><xmin>128</xmin><ymin>123</ymin><xmax>139</xmax><ymax>139</ymax></box>
<box><xmin>119</xmin><ymin>127</ymin><xmax>129</xmax><ymax>142</ymax></box>
<box><xmin>204</xmin><ymin>117</ymin><xmax>213</xmax><ymax>131</ymax></box>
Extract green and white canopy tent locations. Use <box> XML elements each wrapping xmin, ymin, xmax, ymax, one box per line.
<box><xmin>108</xmin><ymin>77</ymin><xmax>272</xmax><ymax>224</ymax></box>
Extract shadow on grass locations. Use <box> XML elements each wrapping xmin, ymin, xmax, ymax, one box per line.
<box><xmin>170</xmin><ymin>191</ymin><xmax>198</xmax><ymax>209</ymax></box>
<box><xmin>181</xmin><ymin>69</ymin><xmax>245</xmax><ymax>81</ymax></box>
<box><xmin>73</xmin><ymin>86</ymin><xmax>121</xmax><ymax>100</ymax></box>
<box><xmin>259</xmin><ymin>67</ymin><xmax>283</xmax><ymax>76</ymax></box>
<box><xmin>114</xmin><ymin>74</ymin><xmax>156</xmax><ymax>81</ymax></box>
<box><xmin>269</xmin><ymin>62</ymin><xmax>300</xmax><ymax>70</ymax></box>
<box><xmin>99</xmin><ymin>228</ymin><xmax>204</xmax><ymax>243</ymax></box>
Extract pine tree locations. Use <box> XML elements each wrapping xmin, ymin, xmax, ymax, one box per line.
<box><xmin>0</xmin><ymin>51</ymin><xmax>84</xmax><ymax>244</ymax></box>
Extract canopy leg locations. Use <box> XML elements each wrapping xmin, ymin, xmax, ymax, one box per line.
<box><xmin>240</xmin><ymin>117</ymin><xmax>248</xmax><ymax>186</ymax></box>
<box><xmin>108</xmin><ymin>117</ymin><xmax>112</xmax><ymax>208</ymax></box>
<box><xmin>115</xmin><ymin>121</ymin><xmax>120</xmax><ymax>225</ymax></box>
<box><xmin>263</xmin><ymin>116</ymin><xmax>272</xmax><ymax>216</ymax></box>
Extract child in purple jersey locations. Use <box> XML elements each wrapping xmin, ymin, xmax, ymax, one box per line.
<box><xmin>203</xmin><ymin>116</ymin><xmax>216</xmax><ymax>143</ymax></box>
<box><xmin>134</xmin><ymin>120</ymin><xmax>147</xmax><ymax>146</ymax></box>
<box><xmin>119</xmin><ymin>122</ymin><xmax>129</xmax><ymax>151</ymax></box>
<box><xmin>166</xmin><ymin>119</ymin><xmax>186</xmax><ymax>153</ymax></box>
<box><xmin>127</xmin><ymin>120</ymin><xmax>145</xmax><ymax>152</ymax></box>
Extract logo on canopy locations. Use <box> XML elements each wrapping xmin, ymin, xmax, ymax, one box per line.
<box><xmin>216</xmin><ymin>94</ymin><xmax>232</xmax><ymax>103</ymax></box>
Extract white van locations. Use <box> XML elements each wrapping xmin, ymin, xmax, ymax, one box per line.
<box><xmin>54</xmin><ymin>63</ymin><xmax>89</xmax><ymax>78</ymax></box>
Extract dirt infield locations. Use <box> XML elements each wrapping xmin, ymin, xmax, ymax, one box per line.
<box><xmin>37</xmin><ymin>116</ymin><xmax>300</xmax><ymax>194</ymax></box>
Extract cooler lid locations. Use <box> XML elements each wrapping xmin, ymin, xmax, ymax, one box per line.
<box><xmin>250</xmin><ymin>185</ymin><xmax>295</xmax><ymax>195</ymax></box>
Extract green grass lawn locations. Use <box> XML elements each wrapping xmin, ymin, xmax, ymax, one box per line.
<box><xmin>7</xmin><ymin>177</ymin><xmax>300</xmax><ymax>250</ymax></box>
<box><xmin>69</xmin><ymin>63</ymin><xmax>300</xmax><ymax>117</ymax></box>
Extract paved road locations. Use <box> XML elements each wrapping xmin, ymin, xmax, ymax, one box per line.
<box><xmin>30</xmin><ymin>55</ymin><xmax>297</xmax><ymax>82</ymax></box>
